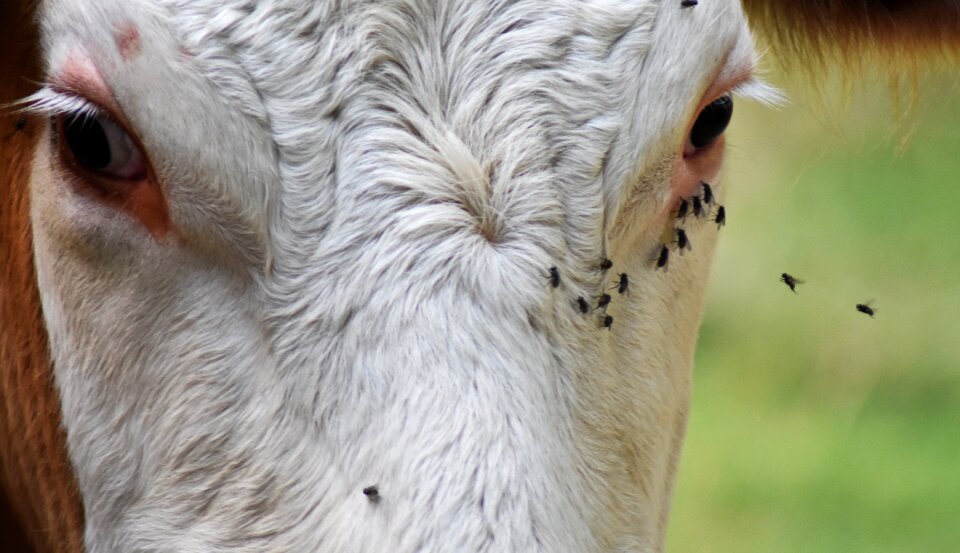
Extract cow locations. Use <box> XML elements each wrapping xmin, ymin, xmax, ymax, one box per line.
<box><xmin>1</xmin><ymin>1</ymin><xmax>957</xmax><ymax>551</ymax></box>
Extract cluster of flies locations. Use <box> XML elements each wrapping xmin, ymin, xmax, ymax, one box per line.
<box><xmin>655</xmin><ymin>181</ymin><xmax>725</xmax><ymax>271</ymax></box>
<box><xmin>780</xmin><ymin>273</ymin><xmax>877</xmax><ymax>317</ymax></box>
<box><xmin>546</xmin><ymin>181</ymin><xmax>723</xmax><ymax>331</ymax></box>
<box><xmin>548</xmin><ymin>262</ymin><xmax>624</xmax><ymax>330</ymax></box>
<box><xmin>675</xmin><ymin>0</ymin><xmax>873</xmax><ymax>318</ymax></box>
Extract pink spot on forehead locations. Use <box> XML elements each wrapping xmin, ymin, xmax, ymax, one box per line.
<box><xmin>115</xmin><ymin>23</ymin><xmax>141</xmax><ymax>60</ymax></box>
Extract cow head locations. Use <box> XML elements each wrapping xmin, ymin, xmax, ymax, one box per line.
<box><xmin>3</xmin><ymin>0</ymin><xmax>957</xmax><ymax>551</ymax></box>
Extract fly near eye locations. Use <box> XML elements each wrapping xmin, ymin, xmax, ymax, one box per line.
<box><xmin>689</xmin><ymin>94</ymin><xmax>733</xmax><ymax>149</ymax></box>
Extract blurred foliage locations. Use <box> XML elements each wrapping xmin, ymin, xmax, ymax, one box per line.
<box><xmin>667</xmin><ymin>69</ymin><xmax>960</xmax><ymax>553</ymax></box>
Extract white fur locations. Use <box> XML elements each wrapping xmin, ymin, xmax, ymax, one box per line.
<box><xmin>30</xmin><ymin>0</ymin><xmax>759</xmax><ymax>551</ymax></box>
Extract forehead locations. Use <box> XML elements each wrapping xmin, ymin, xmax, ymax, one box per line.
<box><xmin>37</xmin><ymin>0</ymin><xmax>755</xmax><ymax>242</ymax></box>
<box><xmin>38</xmin><ymin>0</ymin><xmax>753</xmax><ymax>126</ymax></box>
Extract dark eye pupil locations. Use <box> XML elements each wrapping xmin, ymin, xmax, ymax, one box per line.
<box><xmin>63</xmin><ymin>114</ymin><xmax>111</xmax><ymax>170</ymax></box>
<box><xmin>690</xmin><ymin>95</ymin><xmax>733</xmax><ymax>149</ymax></box>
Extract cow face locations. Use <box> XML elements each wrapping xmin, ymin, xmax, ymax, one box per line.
<box><xmin>28</xmin><ymin>0</ymin><xmax>767</xmax><ymax>550</ymax></box>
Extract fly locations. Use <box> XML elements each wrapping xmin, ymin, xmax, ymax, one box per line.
<box><xmin>692</xmin><ymin>196</ymin><xmax>704</xmax><ymax>218</ymax></box>
<box><xmin>655</xmin><ymin>245</ymin><xmax>669</xmax><ymax>270</ymax></box>
<box><xmin>856</xmin><ymin>301</ymin><xmax>877</xmax><ymax>318</ymax></box>
<box><xmin>547</xmin><ymin>266</ymin><xmax>560</xmax><ymax>288</ymax></box>
<box><xmin>780</xmin><ymin>273</ymin><xmax>804</xmax><ymax>293</ymax></box>
<box><xmin>675</xmin><ymin>228</ymin><xmax>691</xmax><ymax>252</ymax></box>
<box><xmin>610</xmin><ymin>273</ymin><xmax>629</xmax><ymax>295</ymax></box>
<box><xmin>714</xmin><ymin>205</ymin><xmax>726</xmax><ymax>228</ymax></box>
<box><xmin>701</xmin><ymin>181</ymin><xmax>714</xmax><ymax>205</ymax></box>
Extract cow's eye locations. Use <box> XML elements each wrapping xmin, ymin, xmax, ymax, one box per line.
<box><xmin>689</xmin><ymin>94</ymin><xmax>733</xmax><ymax>149</ymax></box>
<box><xmin>60</xmin><ymin>113</ymin><xmax>146</xmax><ymax>181</ymax></box>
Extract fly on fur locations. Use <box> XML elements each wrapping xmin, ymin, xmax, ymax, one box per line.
<box><xmin>692</xmin><ymin>196</ymin><xmax>704</xmax><ymax>218</ymax></box>
<box><xmin>714</xmin><ymin>205</ymin><xmax>726</xmax><ymax>228</ymax></box>
<box><xmin>701</xmin><ymin>182</ymin><xmax>714</xmax><ymax>205</ymax></box>
<box><xmin>547</xmin><ymin>266</ymin><xmax>560</xmax><ymax>288</ymax></box>
<box><xmin>609</xmin><ymin>273</ymin><xmax>629</xmax><ymax>295</ymax></box>
<box><xmin>675</xmin><ymin>228</ymin><xmax>691</xmax><ymax>252</ymax></box>
<box><xmin>655</xmin><ymin>245</ymin><xmax>669</xmax><ymax>270</ymax></box>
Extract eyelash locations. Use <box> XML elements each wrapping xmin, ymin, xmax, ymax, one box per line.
<box><xmin>19</xmin><ymin>86</ymin><xmax>132</xmax><ymax>169</ymax></box>
<box><xmin>19</xmin><ymin>86</ymin><xmax>103</xmax><ymax>121</ymax></box>
<box><xmin>729</xmin><ymin>78</ymin><xmax>784</xmax><ymax>107</ymax></box>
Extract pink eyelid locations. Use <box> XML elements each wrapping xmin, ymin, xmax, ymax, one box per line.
<box><xmin>701</xmin><ymin>55</ymin><xmax>755</xmax><ymax>111</ymax></box>
<box><xmin>48</xmin><ymin>52</ymin><xmax>125</xmax><ymax>125</ymax></box>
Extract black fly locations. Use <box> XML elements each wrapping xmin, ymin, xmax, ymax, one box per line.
<box><xmin>676</xmin><ymin>199</ymin><xmax>689</xmax><ymax>221</ymax></box>
<box><xmin>780</xmin><ymin>273</ymin><xmax>804</xmax><ymax>293</ymax></box>
<box><xmin>680</xmin><ymin>0</ymin><xmax>698</xmax><ymax>7</ymax></box>
<box><xmin>363</xmin><ymin>486</ymin><xmax>380</xmax><ymax>503</ymax></box>
<box><xmin>692</xmin><ymin>196</ymin><xmax>704</xmax><ymax>218</ymax></box>
<box><xmin>655</xmin><ymin>245</ymin><xmax>669</xmax><ymax>270</ymax></box>
<box><xmin>599</xmin><ymin>258</ymin><xmax>613</xmax><ymax>272</ymax></box>
<box><xmin>576</xmin><ymin>296</ymin><xmax>590</xmax><ymax>314</ymax></box>
<box><xmin>547</xmin><ymin>266</ymin><xmax>560</xmax><ymax>288</ymax></box>
<box><xmin>609</xmin><ymin>273</ymin><xmax>629</xmax><ymax>295</ymax></box>
<box><xmin>596</xmin><ymin>293</ymin><xmax>612</xmax><ymax>309</ymax></box>
<box><xmin>675</xmin><ymin>228</ymin><xmax>691</xmax><ymax>252</ymax></box>
<box><xmin>856</xmin><ymin>301</ymin><xmax>877</xmax><ymax>318</ymax></box>
<box><xmin>14</xmin><ymin>117</ymin><xmax>26</xmax><ymax>131</ymax></box>
<box><xmin>701</xmin><ymin>181</ymin><xmax>714</xmax><ymax>205</ymax></box>
<box><xmin>601</xmin><ymin>315</ymin><xmax>614</xmax><ymax>329</ymax></box>
<box><xmin>714</xmin><ymin>205</ymin><xmax>726</xmax><ymax>228</ymax></box>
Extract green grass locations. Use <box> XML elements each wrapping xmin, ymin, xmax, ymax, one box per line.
<box><xmin>667</xmin><ymin>72</ymin><xmax>960</xmax><ymax>553</ymax></box>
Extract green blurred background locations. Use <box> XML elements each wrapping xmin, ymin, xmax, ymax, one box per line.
<box><xmin>667</xmin><ymin>68</ymin><xmax>960</xmax><ymax>553</ymax></box>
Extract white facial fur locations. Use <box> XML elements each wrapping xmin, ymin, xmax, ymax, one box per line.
<box><xmin>30</xmin><ymin>1</ymin><xmax>759</xmax><ymax>551</ymax></box>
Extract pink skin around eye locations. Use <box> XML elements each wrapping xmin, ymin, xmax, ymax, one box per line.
<box><xmin>50</xmin><ymin>51</ymin><xmax>173</xmax><ymax>241</ymax></box>
<box><xmin>665</xmin><ymin>62</ymin><xmax>754</xmax><ymax>217</ymax></box>
<box><xmin>670</xmin><ymin>122</ymin><xmax>725</xmax><ymax>206</ymax></box>
<box><xmin>51</xmin><ymin>54</ymin><xmax>122</xmax><ymax>117</ymax></box>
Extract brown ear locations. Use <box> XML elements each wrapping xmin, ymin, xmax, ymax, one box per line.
<box><xmin>742</xmin><ymin>0</ymin><xmax>960</xmax><ymax>68</ymax></box>
<box><xmin>0</xmin><ymin>2</ymin><xmax>85</xmax><ymax>552</ymax></box>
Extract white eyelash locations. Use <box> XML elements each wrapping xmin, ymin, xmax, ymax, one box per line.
<box><xmin>733</xmin><ymin>47</ymin><xmax>787</xmax><ymax>107</ymax></box>
<box><xmin>14</xmin><ymin>86</ymin><xmax>103</xmax><ymax>120</ymax></box>
<box><xmin>732</xmin><ymin>76</ymin><xmax>786</xmax><ymax>107</ymax></box>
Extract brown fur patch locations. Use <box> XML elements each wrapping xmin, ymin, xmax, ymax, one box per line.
<box><xmin>0</xmin><ymin>2</ymin><xmax>85</xmax><ymax>551</ymax></box>
<box><xmin>742</xmin><ymin>0</ymin><xmax>960</xmax><ymax>69</ymax></box>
